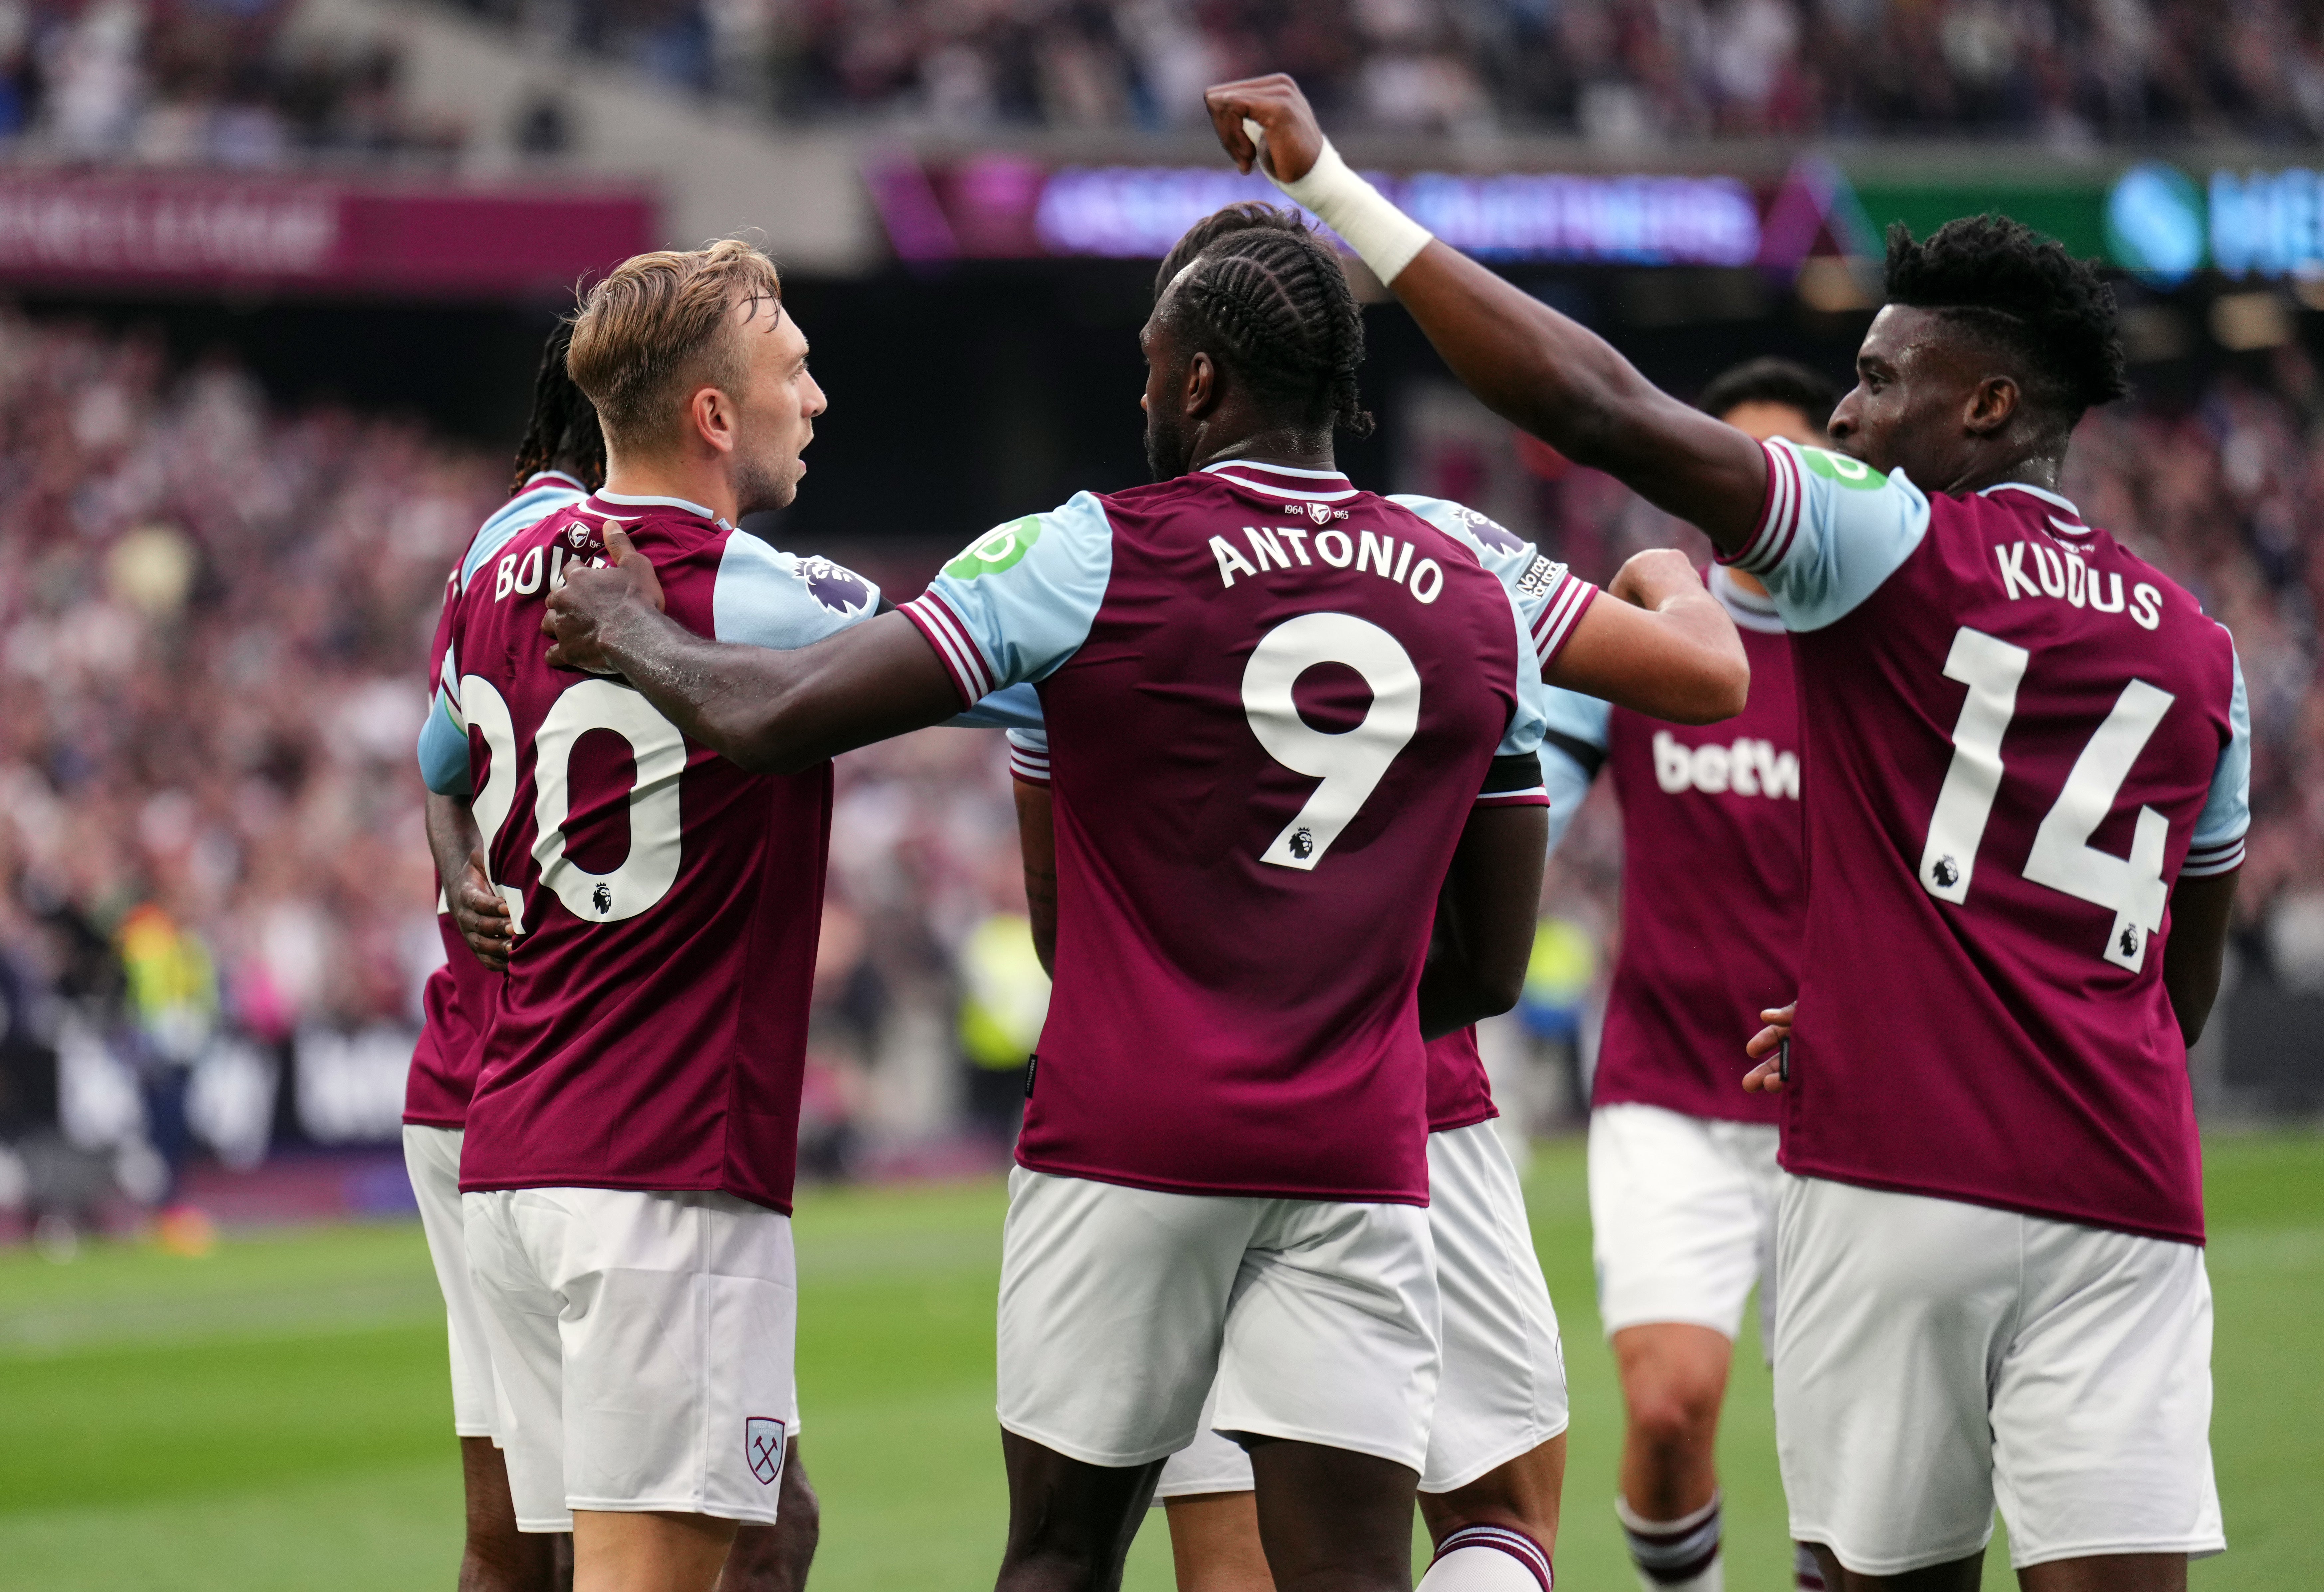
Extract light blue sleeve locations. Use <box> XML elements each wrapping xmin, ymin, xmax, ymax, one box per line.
<box><xmin>1537</xmin><ymin>688</ymin><xmax>1609</xmax><ymax>858</ymax></box>
<box><xmin>418</xmin><ymin>688</ymin><xmax>471</xmax><ymax>796</ymax></box>
<box><xmin>948</xmin><ymin>682</ymin><xmax>1046</xmax><ymax>731</ymax></box>
<box><xmin>462</xmin><ymin>483</ymin><xmax>586</xmax><ymax>591</ymax></box>
<box><xmin>905</xmin><ymin>495</ymin><xmax>1115</xmax><ymax>699</ymax></box>
<box><xmin>1733</xmin><ymin>439</ymin><xmax>1931</xmax><ymax>632</ymax></box>
<box><xmin>712</xmin><ymin>537</ymin><xmax>883</xmax><ymax>647</ymax></box>
<box><xmin>2183</xmin><ymin>641</ymin><xmax>2250</xmax><ymax>877</ymax></box>
<box><xmin>1390</xmin><ymin>494</ymin><xmax>1597</xmax><ymax>670</ymax></box>
<box><xmin>1494</xmin><ymin>582</ymin><xmax>1551</xmax><ymax>760</ymax></box>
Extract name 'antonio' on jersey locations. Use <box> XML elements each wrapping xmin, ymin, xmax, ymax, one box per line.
<box><xmin>1731</xmin><ymin>439</ymin><xmax>2250</xmax><ymax>1245</ymax></box>
<box><xmin>430</xmin><ymin>490</ymin><xmax>884</xmax><ymax>1214</ymax></box>
<box><xmin>904</xmin><ymin>460</ymin><xmax>1554</xmax><ymax>1206</ymax></box>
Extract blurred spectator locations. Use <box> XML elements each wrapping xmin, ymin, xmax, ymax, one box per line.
<box><xmin>0</xmin><ymin>0</ymin><xmax>463</xmax><ymax>167</ymax></box>
<box><xmin>954</xmin><ymin>908</ymin><xmax>1047</xmax><ymax>1145</ymax></box>
<box><xmin>440</xmin><ymin>0</ymin><xmax>2324</xmax><ymax>144</ymax></box>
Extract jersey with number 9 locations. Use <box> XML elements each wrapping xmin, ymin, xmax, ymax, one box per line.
<box><xmin>1730</xmin><ymin>439</ymin><xmax>2249</xmax><ymax>1245</ymax></box>
<box><xmin>903</xmin><ymin>459</ymin><xmax>1551</xmax><ymax>1207</ymax></box>
<box><xmin>432</xmin><ymin>493</ymin><xmax>883</xmax><ymax>1213</ymax></box>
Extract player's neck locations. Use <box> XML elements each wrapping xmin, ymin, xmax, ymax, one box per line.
<box><xmin>1947</xmin><ymin>446</ymin><xmax>2064</xmax><ymax>498</ymax></box>
<box><xmin>599</xmin><ymin>456</ymin><xmax>738</xmax><ymax>524</ymax></box>
<box><xmin>1191</xmin><ymin>425</ymin><xmax>1336</xmax><ymax>476</ymax></box>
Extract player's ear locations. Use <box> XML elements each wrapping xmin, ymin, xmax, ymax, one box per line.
<box><xmin>690</xmin><ymin>384</ymin><xmax>737</xmax><ymax>456</ymax></box>
<box><xmin>1185</xmin><ymin>350</ymin><xmax>1219</xmax><ymax>419</ymax></box>
<box><xmin>1965</xmin><ymin>374</ymin><xmax>2017</xmax><ymax>437</ymax></box>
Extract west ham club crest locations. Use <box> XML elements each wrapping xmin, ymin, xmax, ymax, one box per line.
<box><xmin>745</xmin><ymin>1416</ymin><xmax>787</xmax><ymax>1485</ymax></box>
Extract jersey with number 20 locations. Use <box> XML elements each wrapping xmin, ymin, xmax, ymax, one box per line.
<box><xmin>1730</xmin><ymin>440</ymin><xmax>2249</xmax><ymax>1245</ymax></box>
<box><xmin>905</xmin><ymin>459</ymin><xmax>1551</xmax><ymax>1207</ymax></box>
<box><xmin>430</xmin><ymin>491</ymin><xmax>884</xmax><ymax>1213</ymax></box>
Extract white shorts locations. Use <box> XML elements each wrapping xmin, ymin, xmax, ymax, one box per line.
<box><xmin>463</xmin><ymin>1186</ymin><xmax>801</xmax><ymax>1533</ymax></box>
<box><xmin>997</xmin><ymin>1168</ymin><xmax>1439</xmax><ymax>1473</ymax></box>
<box><xmin>1589</xmin><ymin>1103</ymin><xmax>1780</xmax><ymax>1348</ymax></box>
<box><xmin>1155</xmin><ymin>1122</ymin><xmax>1566</xmax><ymax>1499</ymax></box>
<box><xmin>403</xmin><ymin>1125</ymin><xmax>498</xmax><ymax>1438</ymax></box>
<box><xmin>1775</xmin><ymin>1172</ymin><xmax>2225</xmax><ymax>1575</ymax></box>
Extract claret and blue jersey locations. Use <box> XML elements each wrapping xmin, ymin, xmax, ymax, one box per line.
<box><xmin>423</xmin><ymin>488</ymin><xmax>890</xmax><ymax>1214</ymax></box>
<box><xmin>907</xmin><ymin>459</ymin><xmax>1571</xmax><ymax>1207</ymax></box>
<box><xmin>1728</xmin><ymin>436</ymin><xmax>2250</xmax><ymax>1244</ymax></box>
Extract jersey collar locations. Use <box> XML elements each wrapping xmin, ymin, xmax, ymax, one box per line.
<box><xmin>1201</xmin><ymin>459</ymin><xmax>1358</xmax><ymax>503</ymax></box>
<box><xmin>520</xmin><ymin>469</ymin><xmax>586</xmax><ymax>494</ymax></box>
<box><xmin>588</xmin><ymin>489</ymin><xmax>732</xmax><ymax>529</ymax></box>
<box><xmin>1978</xmin><ymin>479</ymin><xmax>2092</xmax><ymax>537</ymax></box>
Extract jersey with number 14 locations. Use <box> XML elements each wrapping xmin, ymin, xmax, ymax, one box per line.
<box><xmin>906</xmin><ymin>460</ymin><xmax>1553</xmax><ymax>1206</ymax></box>
<box><xmin>1730</xmin><ymin>440</ymin><xmax>2249</xmax><ymax>1244</ymax></box>
<box><xmin>433</xmin><ymin>491</ymin><xmax>883</xmax><ymax>1213</ymax></box>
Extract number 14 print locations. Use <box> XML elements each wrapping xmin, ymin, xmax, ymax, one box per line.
<box><xmin>1920</xmin><ymin>625</ymin><xmax>2175</xmax><ymax>972</ymax></box>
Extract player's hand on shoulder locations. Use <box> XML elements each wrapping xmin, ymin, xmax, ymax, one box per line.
<box><xmin>1609</xmin><ymin>547</ymin><xmax>1699</xmax><ymax>608</ymax></box>
<box><xmin>1204</xmin><ymin>74</ymin><xmax>1325</xmax><ymax>183</ymax></box>
<box><xmin>451</xmin><ymin>853</ymin><xmax>514</xmax><ymax>973</ymax></box>
<box><xmin>1743</xmin><ymin>1001</ymin><xmax>1795</xmax><ymax>1093</ymax></box>
<box><xmin>544</xmin><ymin>527</ymin><xmax>663</xmax><ymax>673</ymax></box>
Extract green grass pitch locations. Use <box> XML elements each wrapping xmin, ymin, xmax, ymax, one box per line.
<box><xmin>0</xmin><ymin>1133</ymin><xmax>2316</xmax><ymax>1588</ymax></box>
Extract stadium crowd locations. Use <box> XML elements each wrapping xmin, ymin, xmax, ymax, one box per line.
<box><xmin>461</xmin><ymin>0</ymin><xmax>2324</xmax><ymax>144</ymax></box>
<box><xmin>0</xmin><ymin>0</ymin><xmax>460</xmax><ymax>164</ymax></box>
<box><xmin>0</xmin><ymin>303</ymin><xmax>2313</xmax><ymax>1217</ymax></box>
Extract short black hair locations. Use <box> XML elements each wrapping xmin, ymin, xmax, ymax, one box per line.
<box><xmin>1884</xmin><ymin>216</ymin><xmax>2129</xmax><ymax>432</ymax></box>
<box><xmin>510</xmin><ymin>320</ymin><xmax>606</xmax><ymax>496</ymax></box>
<box><xmin>1153</xmin><ymin>202</ymin><xmax>1373</xmax><ymax>438</ymax></box>
<box><xmin>1697</xmin><ymin>357</ymin><xmax>1836</xmax><ymax>430</ymax></box>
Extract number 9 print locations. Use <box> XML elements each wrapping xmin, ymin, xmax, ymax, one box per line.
<box><xmin>1242</xmin><ymin>612</ymin><xmax>1421</xmax><ymax>871</ymax></box>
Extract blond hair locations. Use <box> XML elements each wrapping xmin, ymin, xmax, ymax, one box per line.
<box><xmin>567</xmin><ymin>238</ymin><xmax>784</xmax><ymax>453</ymax></box>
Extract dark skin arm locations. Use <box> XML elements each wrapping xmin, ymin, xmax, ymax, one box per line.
<box><xmin>2161</xmin><ymin>870</ymin><xmax>2237</xmax><ymax>1046</ymax></box>
<box><xmin>542</xmin><ymin>530</ymin><xmax>961</xmax><ymax>774</ymax></box>
<box><xmin>1015</xmin><ymin>779</ymin><xmax>1059</xmax><ymax>979</ymax></box>
<box><xmin>424</xmin><ymin>791</ymin><xmax>512</xmax><ymax>973</ymax></box>
<box><xmin>1418</xmin><ymin>803</ymin><xmax>1548</xmax><ymax>1041</ymax></box>
<box><xmin>1203</xmin><ymin>75</ymin><xmax>1769</xmax><ymax>557</ymax></box>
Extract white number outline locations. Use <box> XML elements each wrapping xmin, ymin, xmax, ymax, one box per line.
<box><xmin>1919</xmin><ymin>625</ymin><xmax>2176</xmax><ymax>970</ymax></box>
<box><xmin>1241</xmin><ymin>612</ymin><xmax>1421</xmax><ymax>871</ymax></box>
<box><xmin>461</xmin><ymin>673</ymin><xmax>688</xmax><ymax>931</ymax></box>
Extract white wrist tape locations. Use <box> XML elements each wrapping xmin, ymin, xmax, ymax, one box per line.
<box><xmin>1255</xmin><ymin>130</ymin><xmax>1434</xmax><ymax>284</ymax></box>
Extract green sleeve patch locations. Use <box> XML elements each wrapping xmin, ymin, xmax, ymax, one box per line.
<box><xmin>1800</xmin><ymin>448</ymin><xmax>1889</xmax><ymax>490</ymax></box>
<box><xmin>944</xmin><ymin>516</ymin><xmax>1043</xmax><ymax>579</ymax></box>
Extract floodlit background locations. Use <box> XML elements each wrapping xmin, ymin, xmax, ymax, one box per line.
<box><xmin>0</xmin><ymin>0</ymin><xmax>2317</xmax><ymax>1583</ymax></box>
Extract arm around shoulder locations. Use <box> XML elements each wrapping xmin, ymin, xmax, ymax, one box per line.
<box><xmin>1548</xmin><ymin>550</ymin><xmax>1749</xmax><ymax>725</ymax></box>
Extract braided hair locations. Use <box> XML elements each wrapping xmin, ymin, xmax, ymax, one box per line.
<box><xmin>1155</xmin><ymin>203</ymin><xmax>1374</xmax><ymax>438</ymax></box>
<box><xmin>508</xmin><ymin>319</ymin><xmax>607</xmax><ymax>496</ymax></box>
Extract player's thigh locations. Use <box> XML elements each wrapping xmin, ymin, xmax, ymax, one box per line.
<box><xmin>464</xmin><ymin>1188</ymin><xmax>575</xmax><ymax>1533</ymax></box>
<box><xmin>1164</xmin><ymin>1490</ymin><xmax>1274</xmax><ymax>1592</ymax></box>
<box><xmin>997</xmin><ymin>1169</ymin><xmax>1257</xmax><ymax>1467</ymax></box>
<box><xmin>1422</xmin><ymin>1121</ymin><xmax>1568</xmax><ymax>1495</ymax></box>
<box><xmin>1708</xmin><ymin>1117</ymin><xmax>1784</xmax><ymax>1357</ymax></box>
<box><xmin>1589</xmin><ymin>1104</ymin><xmax>1768</xmax><ymax>1340</ymax></box>
<box><xmin>543</xmin><ymin>1188</ymin><xmax>799</xmax><ymax>1528</ymax></box>
<box><xmin>406</xmin><ymin>1125</ymin><xmax>500</xmax><ymax>1439</ymax></box>
<box><xmin>1991</xmin><ymin>1222</ymin><xmax>2222</xmax><ymax>1571</ymax></box>
<box><xmin>1214</xmin><ymin>1197</ymin><xmax>1439</xmax><ymax>1474</ymax></box>
<box><xmin>1773</xmin><ymin>1174</ymin><xmax>2019</xmax><ymax>1578</ymax></box>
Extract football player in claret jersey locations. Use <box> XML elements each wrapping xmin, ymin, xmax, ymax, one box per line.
<box><xmin>410</xmin><ymin>322</ymin><xmax>601</xmax><ymax>1592</ymax></box>
<box><xmin>1001</xmin><ymin>205</ymin><xmax>1750</xmax><ymax>1592</ymax></box>
<box><xmin>1537</xmin><ymin>359</ymin><xmax>1832</xmax><ymax>1592</ymax></box>
<box><xmin>542</xmin><ymin>207</ymin><xmax>1739</xmax><ymax>1591</ymax></box>
<box><xmin>1206</xmin><ymin>76</ymin><xmax>2248</xmax><ymax>1592</ymax></box>
<box><xmin>422</xmin><ymin>242</ymin><xmax>884</xmax><ymax>1592</ymax></box>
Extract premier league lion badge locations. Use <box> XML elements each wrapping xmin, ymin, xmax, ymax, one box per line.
<box><xmin>745</xmin><ymin>1416</ymin><xmax>787</xmax><ymax>1486</ymax></box>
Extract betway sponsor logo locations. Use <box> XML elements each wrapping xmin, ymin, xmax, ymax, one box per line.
<box><xmin>1653</xmin><ymin>732</ymin><xmax>1798</xmax><ymax>799</ymax></box>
